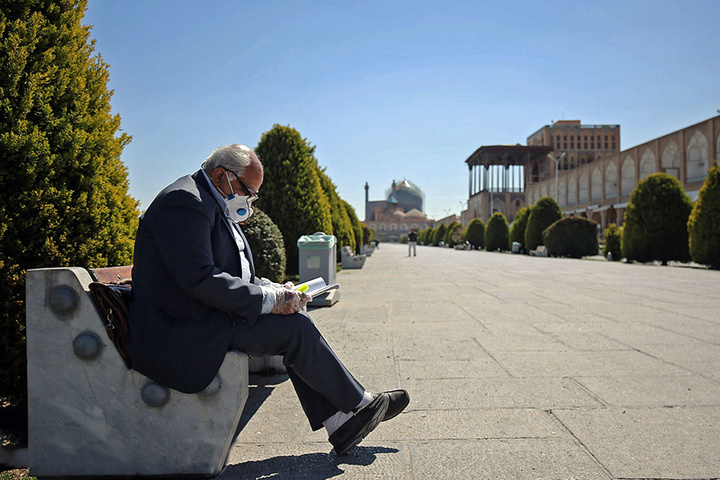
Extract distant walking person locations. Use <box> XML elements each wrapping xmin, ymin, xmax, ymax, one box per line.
<box><xmin>408</xmin><ymin>227</ymin><xmax>417</xmax><ymax>256</ymax></box>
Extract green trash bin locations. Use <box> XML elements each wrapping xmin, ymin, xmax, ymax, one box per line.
<box><xmin>297</xmin><ymin>233</ymin><xmax>337</xmax><ymax>285</ymax></box>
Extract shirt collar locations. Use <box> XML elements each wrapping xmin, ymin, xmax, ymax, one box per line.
<box><xmin>201</xmin><ymin>169</ymin><xmax>230</xmax><ymax>218</ymax></box>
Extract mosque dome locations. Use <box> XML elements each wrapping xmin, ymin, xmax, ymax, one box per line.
<box><xmin>385</xmin><ymin>179</ymin><xmax>424</xmax><ymax>213</ymax></box>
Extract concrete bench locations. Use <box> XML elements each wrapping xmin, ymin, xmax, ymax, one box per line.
<box><xmin>341</xmin><ymin>245</ymin><xmax>366</xmax><ymax>269</ymax></box>
<box><xmin>530</xmin><ymin>245</ymin><xmax>548</xmax><ymax>257</ymax></box>
<box><xmin>25</xmin><ymin>267</ymin><xmax>249</xmax><ymax>478</ymax></box>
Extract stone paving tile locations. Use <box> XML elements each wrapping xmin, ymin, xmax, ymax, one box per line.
<box><xmin>493</xmin><ymin>350</ymin><xmax>690</xmax><ymax>378</ymax></box>
<box><xmin>392</xmin><ymin>336</ymin><xmax>486</xmax><ymax>361</ymax></box>
<box><xmin>547</xmin><ymin>332</ymin><xmax>633</xmax><ymax>351</ymax></box>
<box><xmin>397</xmin><ymin>359</ymin><xmax>509</xmax><ymax>380</ymax></box>
<box><xmin>403</xmin><ymin>377</ymin><xmax>603</xmax><ymax>410</ymax></box>
<box><xmin>552</xmin><ymin>406</ymin><xmax>720</xmax><ymax>479</ymax></box>
<box><xmin>372</xmin><ymin>409</ymin><xmax>566</xmax><ymax>441</ymax></box>
<box><xmin>573</xmin><ymin>374</ymin><xmax>720</xmax><ymax>407</ymax></box>
<box><xmin>477</xmin><ymin>333</ymin><xmax>568</xmax><ymax>352</ymax></box>
<box><xmin>407</xmin><ymin>439</ymin><xmax>612</xmax><ymax>480</ymax></box>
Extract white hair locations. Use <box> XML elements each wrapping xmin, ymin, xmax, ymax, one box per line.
<box><xmin>201</xmin><ymin>144</ymin><xmax>257</xmax><ymax>175</ymax></box>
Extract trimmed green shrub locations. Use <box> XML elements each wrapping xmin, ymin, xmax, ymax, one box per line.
<box><xmin>688</xmin><ymin>161</ymin><xmax>720</xmax><ymax>269</ymax></box>
<box><xmin>242</xmin><ymin>208</ymin><xmax>286</xmax><ymax>282</ymax></box>
<box><xmin>623</xmin><ymin>173</ymin><xmax>693</xmax><ymax>265</ymax></box>
<box><xmin>603</xmin><ymin>224</ymin><xmax>623</xmax><ymax>261</ymax></box>
<box><xmin>443</xmin><ymin>221</ymin><xmax>463</xmax><ymax>247</ymax></box>
<box><xmin>510</xmin><ymin>207</ymin><xmax>530</xmax><ymax>252</ymax></box>
<box><xmin>463</xmin><ymin>218</ymin><xmax>485</xmax><ymax>250</ymax></box>
<box><xmin>525</xmin><ymin>197</ymin><xmax>563</xmax><ymax>251</ymax></box>
<box><xmin>485</xmin><ymin>213</ymin><xmax>510</xmax><ymax>251</ymax></box>
<box><xmin>1</xmin><ymin>1</ymin><xmax>140</xmax><ymax>404</ymax></box>
<box><xmin>255</xmin><ymin>125</ymin><xmax>332</xmax><ymax>274</ymax></box>
<box><xmin>432</xmin><ymin>224</ymin><xmax>447</xmax><ymax>246</ymax></box>
<box><xmin>543</xmin><ymin>217</ymin><xmax>598</xmax><ymax>258</ymax></box>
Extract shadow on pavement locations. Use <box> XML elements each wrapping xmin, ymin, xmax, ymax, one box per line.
<box><xmin>234</xmin><ymin>374</ymin><xmax>288</xmax><ymax>436</ymax></box>
<box><xmin>220</xmin><ymin>445</ymin><xmax>399</xmax><ymax>480</ymax></box>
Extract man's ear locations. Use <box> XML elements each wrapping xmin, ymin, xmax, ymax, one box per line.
<box><xmin>210</xmin><ymin>167</ymin><xmax>225</xmax><ymax>187</ymax></box>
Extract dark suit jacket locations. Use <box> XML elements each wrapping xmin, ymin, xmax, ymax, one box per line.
<box><xmin>129</xmin><ymin>170</ymin><xmax>264</xmax><ymax>393</ymax></box>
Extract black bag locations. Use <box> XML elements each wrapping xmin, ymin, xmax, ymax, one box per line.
<box><xmin>89</xmin><ymin>282</ymin><xmax>133</xmax><ymax>368</ymax></box>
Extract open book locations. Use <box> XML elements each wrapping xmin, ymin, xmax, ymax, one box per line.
<box><xmin>293</xmin><ymin>277</ymin><xmax>340</xmax><ymax>299</ymax></box>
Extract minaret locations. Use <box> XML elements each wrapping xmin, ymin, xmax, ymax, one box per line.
<box><xmin>364</xmin><ymin>182</ymin><xmax>369</xmax><ymax>221</ymax></box>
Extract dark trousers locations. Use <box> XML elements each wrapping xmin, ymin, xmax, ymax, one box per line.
<box><xmin>230</xmin><ymin>310</ymin><xmax>364</xmax><ymax>430</ymax></box>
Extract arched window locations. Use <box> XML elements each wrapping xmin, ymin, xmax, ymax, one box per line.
<box><xmin>661</xmin><ymin>141</ymin><xmax>680</xmax><ymax>179</ymax></box>
<box><xmin>687</xmin><ymin>131</ymin><xmax>709</xmax><ymax>182</ymax></box>
<box><xmin>493</xmin><ymin>198</ymin><xmax>506</xmax><ymax>216</ymax></box>
<box><xmin>380</xmin><ymin>224</ymin><xmax>387</xmax><ymax>232</ymax></box>
<box><xmin>605</xmin><ymin>163</ymin><xmax>618</xmax><ymax>199</ymax></box>
<box><xmin>621</xmin><ymin>156</ymin><xmax>636</xmax><ymax>196</ymax></box>
<box><xmin>567</xmin><ymin>173</ymin><xmax>577</xmax><ymax>206</ymax></box>
<box><xmin>639</xmin><ymin>149</ymin><xmax>656</xmax><ymax>180</ymax></box>
<box><xmin>579</xmin><ymin>171</ymin><xmax>589</xmax><ymax>204</ymax></box>
<box><xmin>390</xmin><ymin>224</ymin><xmax>397</xmax><ymax>232</ymax></box>
<box><xmin>591</xmin><ymin>167</ymin><xmax>602</xmax><ymax>202</ymax></box>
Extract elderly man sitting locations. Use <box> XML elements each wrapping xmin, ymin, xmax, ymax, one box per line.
<box><xmin>129</xmin><ymin>144</ymin><xmax>409</xmax><ymax>454</ymax></box>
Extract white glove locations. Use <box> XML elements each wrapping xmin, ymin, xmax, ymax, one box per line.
<box><xmin>270</xmin><ymin>287</ymin><xmax>310</xmax><ymax>315</ymax></box>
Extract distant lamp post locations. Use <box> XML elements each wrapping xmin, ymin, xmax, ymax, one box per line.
<box><xmin>547</xmin><ymin>152</ymin><xmax>567</xmax><ymax>201</ymax></box>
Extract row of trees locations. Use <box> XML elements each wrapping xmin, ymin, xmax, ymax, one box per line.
<box><xmin>615</xmin><ymin>164</ymin><xmax>720</xmax><ymax>268</ymax></box>
<box><xmin>414</xmin><ymin>164</ymin><xmax>720</xmax><ymax>269</ymax></box>
<box><xmin>254</xmin><ymin>124</ymin><xmax>366</xmax><ymax>277</ymax></box>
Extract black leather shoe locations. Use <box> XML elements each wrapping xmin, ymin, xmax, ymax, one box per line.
<box><xmin>329</xmin><ymin>393</ymin><xmax>389</xmax><ymax>455</ymax></box>
<box><xmin>382</xmin><ymin>389</ymin><xmax>409</xmax><ymax>421</ymax></box>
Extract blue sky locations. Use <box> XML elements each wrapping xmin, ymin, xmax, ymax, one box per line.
<box><xmin>84</xmin><ymin>0</ymin><xmax>720</xmax><ymax>221</ymax></box>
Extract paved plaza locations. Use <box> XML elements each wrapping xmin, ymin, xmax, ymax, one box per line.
<box><xmin>221</xmin><ymin>242</ymin><xmax>720</xmax><ymax>480</ymax></box>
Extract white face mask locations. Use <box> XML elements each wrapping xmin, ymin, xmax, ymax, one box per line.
<box><xmin>224</xmin><ymin>172</ymin><xmax>255</xmax><ymax>224</ymax></box>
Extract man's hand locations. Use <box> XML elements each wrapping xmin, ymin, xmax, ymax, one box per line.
<box><xmin>271</xmin><ymin>287</ymin><xmax>311</xmax><ymax>315</ymax></box>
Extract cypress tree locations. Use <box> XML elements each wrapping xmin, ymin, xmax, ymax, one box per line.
<box><xmin>623</xmin><ymin>173</ymin><xmax>692</xmax><ymax>265</ymax></box>
<box><xmin>341</xmin><ymin>199</ymin><xmax>363</xmax><ymax>255</ymax></box>
<box><xmin>485</xmin><ymin>212</ymin><xmax>510</xmax><ymax>251</ymax></box>
<box><xmin>317</xmin><ymin>168</ymin><xmax>355</xmax><ymax>257</ymax></box>
<box><xmin>0</xmin><ymin>0</ymin><xmax>139</xmax><ymax>402</ymax></box>
<box><xmin>525</xmin><ymin>197</ymin><xmax>563</xmax><ymax>251</ymax></box>
<box><xmin>603</xmin><ymin>223</ymin><xmax>623</xmax><ymax>261</ymax></box>
<box><xmin>443</xmin><ymin>221</ymin><xmax>462</xmax><ymax>247</ymax></box>
<box><xmin>432</xmin><ymin>223</ymin><xmax>447</xmax><ymax>246</ymax></box>
<box><xmin>688</xmin><ymin>161</ymin><xmax>720</xmax><ymax>269</ymax></box>
<box><xmin>254</xmin><ymin>125</ymin><xmax>332</xmax><ymax>274</ymax></box>
<box><xmin>510</xmin><ymin>207</ymin><xmax>530</xmax><ymax>251</ymax></box>
<box><xmin>463</xmin><ymin>218</ymin><xmax>485</xmax><ymax>250</ymax></box>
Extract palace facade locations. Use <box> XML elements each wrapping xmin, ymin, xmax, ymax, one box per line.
<box><xmin>464</xmin><ymin>115</ymin><xmax>719</xmax><ymax>231</ymax></box>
